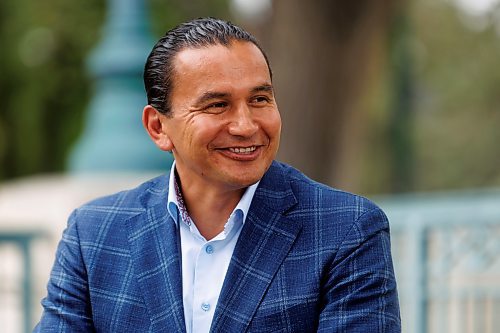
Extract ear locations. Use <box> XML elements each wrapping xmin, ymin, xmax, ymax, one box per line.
<box><xmin>142</xmin><ymin>105</ymin><xmax>174</xmax><ymax>151</ymax></box>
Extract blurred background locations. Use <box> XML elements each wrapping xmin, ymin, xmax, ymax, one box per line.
<box><xmin>0</xmin><ymin>0</ymin><xmax>499</xmax><ymax>332</ymax></box>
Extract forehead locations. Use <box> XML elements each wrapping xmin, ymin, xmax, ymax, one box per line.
<box><xmin>171</xmin><ymin>41</ymin><xmax>271</xmax><ymax>91</ymax></box>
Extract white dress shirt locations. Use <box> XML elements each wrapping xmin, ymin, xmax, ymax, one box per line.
<box><xmin>166</xmin><ymin>162</ymin><xmax>259</xmax><ymax>333</ymax></box>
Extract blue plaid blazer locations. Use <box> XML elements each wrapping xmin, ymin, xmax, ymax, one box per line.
<box><xmin>35</xmin><ymin>161</ymin><xmax>400</xmax><ymax>332</ymax></box>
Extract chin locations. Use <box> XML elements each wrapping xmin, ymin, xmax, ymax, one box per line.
<box><xmin>224</xmin><ymin>171</ymin><xmax>263</xmax><ymax>189</ymax></box>
<box><xmin>231</xmin><ymin>176</ymin><xmax>260</xmax><ymax>188</ymax></box>
<box><xmin>219</xmin><ymin>160</ymin><xmax>273</xmax><ymax>188</ymax></box>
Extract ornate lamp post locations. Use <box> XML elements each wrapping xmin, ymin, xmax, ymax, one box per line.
<box><xmin>69</xmin><ymin>0</ymin><xmax>172</xmax><ymax>172</ymax></box>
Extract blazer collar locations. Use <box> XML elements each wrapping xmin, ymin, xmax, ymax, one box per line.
<box><xmin>211</xmin><ymin>161</ymin><xmax>301</xmax><ymax>332</ymax></box>
<box><xmin>126</xmin><ymin>175</ymin><xmax>186</xmax><ymax>332</ymax></box>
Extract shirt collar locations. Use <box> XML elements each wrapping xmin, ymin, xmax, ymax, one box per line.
<box><xmin>167</xmin><ymin>161</ymin><xmax>259</xmax><ymax>226</ymax></box>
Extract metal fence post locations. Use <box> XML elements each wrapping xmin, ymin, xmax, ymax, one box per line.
<box><xmin>407</xmin><ymin>220</ymin><xmax>427</xmax><ymax>333</ymax></box>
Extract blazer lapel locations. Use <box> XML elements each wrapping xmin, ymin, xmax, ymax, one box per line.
<box><xmin>126</xmin><ymin>177</ymin><xmax>186</xmax><ymax>332</ymax></box>
<box><xmin>211</xmin><ymin>162</ymin><xmax>301</xmax><ymax>332</ymax></box>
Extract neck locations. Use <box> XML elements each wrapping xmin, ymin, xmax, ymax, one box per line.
<box><xmin>176</xmin><ymin>175</ymin><xmax>246</xmax><ymax>240</ymax></box>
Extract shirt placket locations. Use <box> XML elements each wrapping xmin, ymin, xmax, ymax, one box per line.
<box><xmin>190</xmin><ymin>214</ymin><xmax>239</xmax><ymax>332</ymax></box>
<box><xmin>192</xmin><ymin>240</ymin><xmax>217</xmax><ymax>332</ymax></box>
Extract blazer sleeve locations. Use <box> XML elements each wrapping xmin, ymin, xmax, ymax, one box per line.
<box><xmin>317</xmin><ymin>207</ymin><xmax>401</xmax><ymax>333</ymax></box>
<box><xmin>34</xmin><ymin>210</ymin><xmax>95</xmax><ymax>332</ymax></box>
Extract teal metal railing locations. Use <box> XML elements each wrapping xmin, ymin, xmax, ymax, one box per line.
<box><xmin>0</xmin><ymin>230</ymin><xmax>47</xmax><ymax>333</ymax></box>
<box><xmin>379</xmin><ymin>188</ymin><xmax>500</xmax><ymax>333</ymax></box>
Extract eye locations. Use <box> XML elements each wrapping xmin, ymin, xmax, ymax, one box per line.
<box><xmin>211</xmin><ymin>102</ymin><xmax>227</xmax><ymax>108</ymax></box>
<box><xmin>251</xmin><ymin>96</ymin><xmax>271</xmax><ymax>105</ymax></box>
<box><xmin>205</xmin><ymin>101</ymin><xmax>228</xmax><ymax>113</ymax></box>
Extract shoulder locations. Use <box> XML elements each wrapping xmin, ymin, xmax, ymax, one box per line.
<box><xmin>273</xmin><ymin>161</ymin><xmax>383</xmax><ymax>214</ymax></box>
<box><xmin>69</xmin><ymin>174</ymin><xmax>169</xmax><ymax>232</ymax></box>
<box><xmin>270</xmin><ymin>161</ymin><xmax>389</xmax><ymax>235</ymax></box>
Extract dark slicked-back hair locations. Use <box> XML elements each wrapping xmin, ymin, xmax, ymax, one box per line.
<box><xmin>144</xmin><ymin>17</ymin><xmax>272</xmax><ymax>116</ymax></box>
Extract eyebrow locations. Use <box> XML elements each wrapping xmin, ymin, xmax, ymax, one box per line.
<box><xmin>251</xmin><ymin>84</ymin><xmax>274</xmax><ymax>95</ymax></box>
<box><xmin>194</xmin><ymin>92</ymin><xmax>231</xmax><ymax>106</ymax></box>
<box><xmin>193</xmin><ymin>83</ymin><xmax>275</xmax><ymax>107</ymax></box>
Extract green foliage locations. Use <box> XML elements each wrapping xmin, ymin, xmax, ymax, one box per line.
<box><xmin>360</xmin><ymin>0</ymin><xmax>500</xmax><ymax>193</ymax></box>
<box><xmin>0</xmin><ymin>0</ymin><xmax>105</xmax><ymax>179</ymax></box>
<box><xmin>412</xmin><ymin>0</ymin><xmax>500</xmax><ymax>190</ymax></box>
<box><xmin>149</xmin><ymin>0</ymin><xmax>232</xmax><ymax>36</ymax></box>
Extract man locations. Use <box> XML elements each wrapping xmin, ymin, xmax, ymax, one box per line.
<box><xmin>35</xmin><ymin>18</ymin><xmax>400</xmax><ymax>332</ymax></box>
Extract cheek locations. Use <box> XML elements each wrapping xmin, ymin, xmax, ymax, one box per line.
<box><xmin>262</xmin><ymin>111</ymin><xmax>282</xmax><ymax>139</ymax></box>
<box><xmin>189</xmin><ymin>117</ymin><xmax>226</xmax><ymax>146</ymax></box>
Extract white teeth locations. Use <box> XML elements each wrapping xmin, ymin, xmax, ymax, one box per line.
<box><xmin>228</xmin><ymin>146</ymin><xmax>256</xmax><ymax>154</ymax></box>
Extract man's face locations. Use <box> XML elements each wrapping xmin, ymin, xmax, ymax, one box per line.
<box><xmin>162</xmin><ymin>41</ymin><xmax>281</xmax><ymax>191</ymax></box>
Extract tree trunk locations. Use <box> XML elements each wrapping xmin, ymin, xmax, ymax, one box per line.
<box><xmin>261</xmin><ymin>0</ymin><xmax>399</xmax><ymax>191</ymax></box>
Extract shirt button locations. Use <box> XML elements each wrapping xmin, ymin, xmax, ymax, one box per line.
<box><xmin>205</xmin><ymin>245</ymin><xmax>214</xmax><ymax>254</ymax></box>
<box><xmin>201</xmin><ymin>302</ymin><xmax>211</xmax><ymax>311</ymax></box>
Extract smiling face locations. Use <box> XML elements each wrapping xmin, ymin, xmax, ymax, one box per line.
<box><xmin>156</xmin><ymin>41</ymin><xmax>281</xmax><ymax>192</ymax></box>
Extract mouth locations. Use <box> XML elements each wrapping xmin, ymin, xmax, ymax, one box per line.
<box><xmin>217</xmin><ymin>145</ymin><xmax>262</xmax><ymax>161</ymax></box>
<box><xmin>227</xmin><ymin>146</ymin><xmax>257</xmax><ymax>154</ymax></box>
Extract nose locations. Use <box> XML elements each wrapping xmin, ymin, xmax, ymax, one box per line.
<box><xmin>228</xmin><ymin>103</ymin><xmax>259</xmax><ymax>137</ymax></box>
